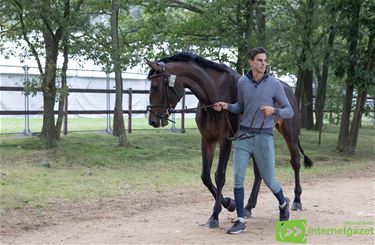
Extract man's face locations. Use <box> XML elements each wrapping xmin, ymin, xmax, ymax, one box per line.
<box><xmin>248</xmin><ymin>53</ymin><xmax>267</xmax><ymax>74</ymax></box>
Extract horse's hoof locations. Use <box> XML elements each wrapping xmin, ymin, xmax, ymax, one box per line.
<box><xmin>224</xmin><ymin>197</ymin><xmax>236</xmax><ymax>212</ymax></box>
<box><xmin>206</xmin><ymin>216</ymin><xmax>219</xmax><ymax>228</ymax></box>
<box><xmin>291</xmin><ymin>201</ymin><xmax>302</xmax><ymax>211</ymax></box>
<box><xmin>243</xmin><ymin>208</ymin><xmax>252</xmax><ymax>218</ymax></box>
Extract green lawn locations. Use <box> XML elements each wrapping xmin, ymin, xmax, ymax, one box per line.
<box><xmin>0</xmin><ymin>116</ymin><xmax>198</xmax><ymax>133</ymax></box>
<box><xmin>1</xmin><ymin>115</ymin><xmax>373</xmax><ymax>134</ymax></box>
<box><xmin>0</xmin><ymin>124</ymin><xmax>374</xmax><ymax>218</ymax></box>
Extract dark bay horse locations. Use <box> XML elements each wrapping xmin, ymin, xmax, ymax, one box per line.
<box><xmin>146</xmin><ymin>52</ymin><xmax>313</xmax><ymax>228</ymax></box>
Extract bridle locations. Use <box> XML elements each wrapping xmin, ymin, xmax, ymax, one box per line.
<box><xmin>147</xmin><ymin>62</ymin><xmax>184</xmax><ymax>123</ymax></box>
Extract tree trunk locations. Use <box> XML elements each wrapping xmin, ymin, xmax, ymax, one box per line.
<box><xmin>344</xmin><ymin>90</ymin><xmax>368</xmax><ymax>153</ymax></box>
<box><xmin>337</xmin><ymin>84</ymin><xmax>354</xmax><ymax>151</ymax></box>
<box><xmin>314</xmin><ymin>31</ymin><xmax>335</xmax><ymax>131</ymax></box>
<box><xmin>56</xmin><ymin>37</ymin><xmax>69</xmax><ymax>139</ymax></box>
<box><xmin>236</xmin><ymin>46</ymin><xmax>247</xmax><ymax>74</ymax></box>
<box><xmin>42</xmin><ymin>91</ymin><xmax>57</xmax><ymax>149</ymax></box>
<box><xmin>111</xmin><ymin>0</ymin><xmax>128</xmax><ymax>147</ymax></box>
<box><xmin>254</xmin><ymin>0</ymin><xmax>266</xmax><ymax>47</ymax></box>
<box><xmin>337</xmin><ymin>0</ymin><xmax>361</xmax><ymax>152</ymax></box>
<box><xmin>41</xmin><ymin>34</ymin><xmax>59</xmax><ymax>149</ymax></box>
<box><xmin>296</xmin><ymin>64</ymin><xmax>314</xmax><ymax>130</ymax></box>
<box><xmin>301</xmin><ymin>69</ymin><xmax>314</xmax><ymax>129</ymax></box>
<box><xmin>235</xmin><ymin>0</ymin><xmax>254</xmax><ymax>74</ymax></box>
<box><xmin>295</xmin><ymin>0</ymin><xmax>315</xmax><ymax>130</ymax></box>
<box><xmin>295</xmin><ymin>64</ymin><xmax>304</xmax><ymax>112</ymax></box>
<box><xmin>344</xmin><ymin>31</ymin><xmax>374</xmax><ymax>153</ymax></box>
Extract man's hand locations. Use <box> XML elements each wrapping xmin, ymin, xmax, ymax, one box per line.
<box><xmin>213</xmin><ymin>102</ymin><xmax>228</xmax><ymax>111</ymax></box>
<box><xmin>260</xmin><ymin>106</ymin><xmax>275</xmax><ymax>116</ymax></box>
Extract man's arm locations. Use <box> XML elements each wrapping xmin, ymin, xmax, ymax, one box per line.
<box><xmin>272</xmin><ymin>81</ymin><xmax>294</xmax><ymax>119</ymax></box>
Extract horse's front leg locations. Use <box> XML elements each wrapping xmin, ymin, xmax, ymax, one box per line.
<box><xmin>201</xmin><ymin>139</ymin><xmax>222</xmax><ymax>228</ymax></box>
<box><xmin>208</xmin><ymin>139</ymin><xmax>235</xmax><ymax>228</ymax></box>
<box><xmin>201</xmin><ymin>138</ymin><xmax>235</xmax><ymax>228</ymax></box>
<box><xmin>244</xmin><ymin>159</ymin><xmax>262</xmax><ymax>218</ymax></box>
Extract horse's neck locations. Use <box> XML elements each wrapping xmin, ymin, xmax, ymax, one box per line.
<box><xmin>167</xmin><ymin>63</ymin><xmax>216</xmax><ymax>104</ymax></box>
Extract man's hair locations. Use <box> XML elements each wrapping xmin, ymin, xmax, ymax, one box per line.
<box><xmin>248</xmin><ymin>47</ymin><xmax>267</xmax><ymax>60</ymax></box>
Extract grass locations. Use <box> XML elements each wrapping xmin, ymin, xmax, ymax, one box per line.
<box><xmin>0</xmin><ymin>116</ymin><xmax>198</xmax><ymax>134</ymax></box>
<box><xmin>0</xmin><ymin>124</ymin><xmax>374</xmax><ymax>218</ymax></box>
<box><xmin>1</xmin><ymin>115</ymin><xmax>373</xmax><ymax>134</ymax></box>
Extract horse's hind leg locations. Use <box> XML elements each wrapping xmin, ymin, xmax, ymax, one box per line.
<box><xmin>288</xmin><ymin>141</ymin><xmax>303</xmax><ymax>211</ymax></box>
<box><xmin>276</xmin><ymin>120</ymin><xmax>303</xmax><ymax>211</ymax></box>
<box><xmin>244</xmin><ymin>158</ymin><xmax>262</xmax><ymax>218</ymax></box>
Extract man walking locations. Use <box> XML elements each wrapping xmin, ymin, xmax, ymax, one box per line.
<box><xmin>213</xmin><ymin>47</ymin><xmax>293</xmax><ymax>234</ymax></box>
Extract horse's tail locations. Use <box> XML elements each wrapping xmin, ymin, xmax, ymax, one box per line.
<box><xmin>298</xmin><ymin>138</ymin><xmax>313</xmax><ymax>168</ymax></box>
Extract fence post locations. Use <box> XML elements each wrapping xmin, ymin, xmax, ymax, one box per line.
<box><xmin>181</xmin><ymin>93</ymin><xmax>186</xmax><ymax>133</ymax></box>
<box><xmin>23</xmin><ymin>65</ymin><xmax>32</xmax><ymax>136</ymax></box>
<box><xmin>171</xmin><ymin>113</ymin><xmax>176</xmax><ymax>131</ymax></box>
<box><xmin>105</xmin><ymin>72</ymin><xmax>112</xmax><ymax>134</ymax></box>
<box><xmin>128</xmin><ymin>88</ymin><xmax>132</xmax><ymax>133</ymax></box>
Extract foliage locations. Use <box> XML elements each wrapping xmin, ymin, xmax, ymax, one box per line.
<box><xmin>1</xmin><ymin>0</ymin><xmax>374</xmax><ymax>150</ymax></box>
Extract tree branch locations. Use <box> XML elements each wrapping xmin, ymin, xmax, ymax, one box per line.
<box><xmin>168</xmin><ymin>0</ymin><xmax>204</xmax><ymax>14</ymax></box>
<box><xmin>75</xmin><ymin>0</ymin><xmax>84</xmax><ymax>12</ymax></box>
<box><xmin>40</xmin><ymin>15</ymin><xmax>56</xmax><ymax>39</ymax></box>
<box><xmin>55</xmin><ymin>0</ymin><xmax>71</xmax><ymax>41</ymax></box>
<box><xmin>13</xmin><ymin>0</ymin><xmax>44</xmax><ymax>75</ymax></box>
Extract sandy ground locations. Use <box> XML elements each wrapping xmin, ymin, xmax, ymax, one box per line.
<box><xmin>1</xmin><ymin>169</ymin><xmax>374</xmax><ymax>245</ymax></box>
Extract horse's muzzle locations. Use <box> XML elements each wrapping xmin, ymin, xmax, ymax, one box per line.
<box><xmin>149</xmin><ymin>118</ymin><xmax>169</xmax><ymax>128</ymax></box>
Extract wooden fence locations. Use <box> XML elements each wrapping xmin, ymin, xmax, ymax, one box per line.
<box><xmin>0</xmin><ymin>86</ymin><xmax>194</xmax><ymax>135</ymax></box>
<box><xmin>0</xmin><ymin>86</ymin><xmax>374</xmax><ymax>135</ymax></box>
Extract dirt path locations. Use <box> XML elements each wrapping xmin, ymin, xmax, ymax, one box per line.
<box><xmin>1</xmin><ymin>170</ymin><xmax>374</xmax><ymax>244</ymax></box>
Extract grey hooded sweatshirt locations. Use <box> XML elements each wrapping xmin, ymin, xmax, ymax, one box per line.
<box><xmin>228</xmin><ymin>72</ymin><xmax>294</xmax><ymax>135</ymax></box>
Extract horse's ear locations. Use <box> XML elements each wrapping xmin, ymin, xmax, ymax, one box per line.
<box><xmin>144</xmin><ymin>58</ymin><xmax>161</xmax><ymax>71</ymax></box>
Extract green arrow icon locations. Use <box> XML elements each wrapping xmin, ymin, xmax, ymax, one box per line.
<box><xmin>276</xmin><ymin>220</ymin><xmax>307</xmax><ymax>243</ymax></box>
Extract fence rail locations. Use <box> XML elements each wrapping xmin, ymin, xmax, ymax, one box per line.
<box><xmin>0</xmin><ymin>86</ymin><xmax>374</xmax><ymax>135</ymax></box>
<box><xmin>0</xmin><ymin>86</ymin><xmax>194</xmax><ymax>135</ymax></box>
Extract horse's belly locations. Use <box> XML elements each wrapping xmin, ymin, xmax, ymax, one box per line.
<box><xmin>196</xmin><ymin>111</ymin><xmax>228</xmax><ymax>142</ymax></box>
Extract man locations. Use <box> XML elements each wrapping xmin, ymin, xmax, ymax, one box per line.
<box><xmin>213</xmin><ymin>47</ymin><xmax>293</xmax><ymax>234</ymax></box>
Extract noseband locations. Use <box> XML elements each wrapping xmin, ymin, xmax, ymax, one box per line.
<box><xmin>147</xmin><ymin>62</ymin><xmax>183</xmax><ymax>122</ymax></box>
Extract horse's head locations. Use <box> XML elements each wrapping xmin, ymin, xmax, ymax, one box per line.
<box><xmin>146</xmin><ymin>59</ymin><xmax>185</xmax><ymax>128</ymax></box>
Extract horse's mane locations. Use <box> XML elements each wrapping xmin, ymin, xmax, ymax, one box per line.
<box><xmin>161</xmin><ymin>52</ymin><xmax>230</xmax><ymax>73</ymax></box>
<box><xmin>148</xmin><ymin>52</ymin><xmax>230</xmax><ymax>78</ymax></box>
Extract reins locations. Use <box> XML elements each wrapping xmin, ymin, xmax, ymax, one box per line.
<box><xmin>149</xmin><ymin>104</ymin><xmax>216</xmax><ymax>124</ymax></box>
<box><xmin>226</xmin><ymin>107</ymin><xmax>267</xmax><ymax>141</ymax></box>
<box><xmin>156</xmin><ymin>103</ymin><xmax>267</xmax><ymax>141</ymax></box>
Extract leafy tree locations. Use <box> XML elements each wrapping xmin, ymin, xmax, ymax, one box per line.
<box><xmin>335</xmin><ymin>0</ymin><xmax>375</xmax><ymax>153</ymax></box>
<box><xmin>142</xmin><ymin>0</ymin><xmax>266</xmax><ymax>74</ymax></box>
<box><xmin>71</xmin><ymin>1</ymin><xmax>159</xmax><ymax>146</ymax></box>
<box><xmin>0</xmin><ymin>0</ymin><xmax>85</xmax><ymax>149</ymax></box>
<box><xmin>267</xmin><ymin>0</ymin><xmax>327</xmax><ymax>130</ymax></box>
